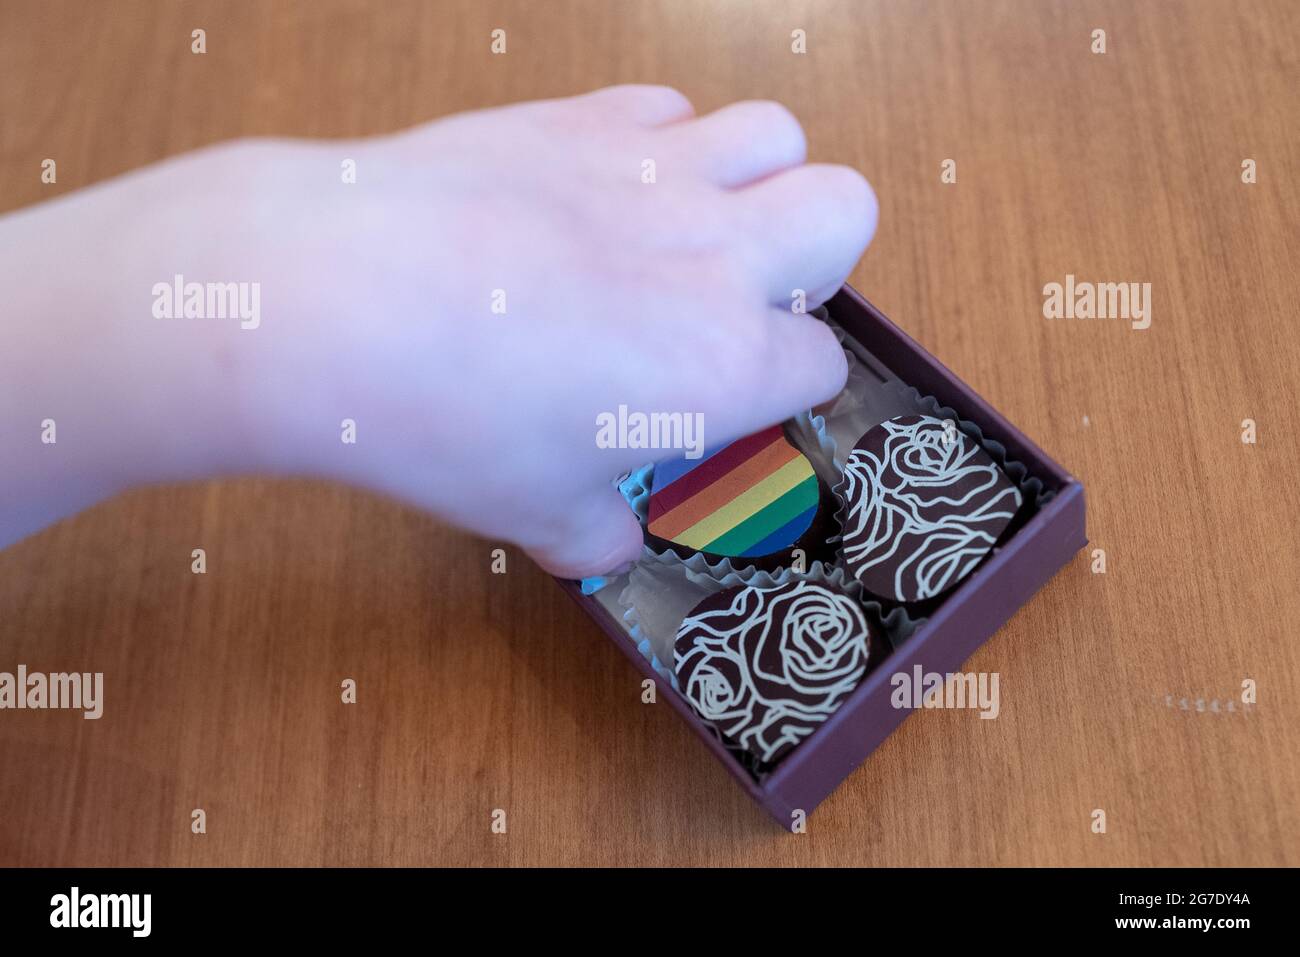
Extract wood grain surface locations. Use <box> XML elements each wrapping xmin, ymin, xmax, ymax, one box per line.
<box><xmin>1</xmin><ymin>0</ymin><xmax>1297</xmax><ymax>867</ymax></box>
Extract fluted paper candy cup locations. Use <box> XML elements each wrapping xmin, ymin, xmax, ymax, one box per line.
<box><xmin>617</xmin><ymin>548</ymin><xmax>776</xmax><ymax>686</ymax></box>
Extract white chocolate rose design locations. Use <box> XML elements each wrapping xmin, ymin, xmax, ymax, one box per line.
<box><xmin>675</xmin><ymin>581</ymin><xmax>870</xmax><ymax>765</ymax></box>
<box><xmin>840</xmin><ymin>415</ymin><xmax>1022</xmax><ymax>602</ymax></box>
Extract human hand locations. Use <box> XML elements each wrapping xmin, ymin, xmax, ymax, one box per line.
<box><xmin>1</xmin><ymin>86</ymin><xmax>877</xmax><ymax>576</ymax></box>
<box><xmin>260</xmin><ymin>86</ymin><xmax>878</xmax><ymax>576</ymax></box>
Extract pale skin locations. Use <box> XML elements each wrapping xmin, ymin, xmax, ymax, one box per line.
<box><xmin>0</xmin><ymin>85</ymin><xmax>877</xmax><ymax>577</ymax></box>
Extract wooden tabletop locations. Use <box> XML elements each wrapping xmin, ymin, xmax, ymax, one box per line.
<box><xmin>2</xmin><ymin>0</ymin><xmax>1297</xmax><ymax>867</ymax></box>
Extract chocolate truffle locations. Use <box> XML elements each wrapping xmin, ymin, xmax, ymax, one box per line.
<box><xmin>674</xmin><ymin>580</ymin><xmax>872</xmax><ymax>767</ymax></box>
<box><xmin>645</xmin><ymin>425</ymin><xmax>832</xmax><ymax>570</ymax></box>
<box><xmin>839</xmin><ymin>414</ymin><xmax>1022</xmax><ymax>603</ymax></box>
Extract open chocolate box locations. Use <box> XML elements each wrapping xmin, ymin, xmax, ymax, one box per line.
<box><xmin>557</xmin><ymin>285</ymin><xmax>1087</xmax><ymax>829</ymax></box>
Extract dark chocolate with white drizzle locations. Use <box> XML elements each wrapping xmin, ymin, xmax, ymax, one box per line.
<box><xmin>838</xmin><ymin>414</ymin><xmax>1021</xmax><ymax>603</ymax></box>
<box><xmin>674</xmin><ymin>580</ymin><xmax>872</xmax><ymax>767</ymax></box>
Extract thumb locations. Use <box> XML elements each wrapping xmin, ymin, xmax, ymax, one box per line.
<box><xmin>524</xmin><ymin>487</ymin><xmax>644</xmax><ymax>579</ymax></box>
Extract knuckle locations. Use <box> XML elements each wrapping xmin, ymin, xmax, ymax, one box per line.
<box><xmin>819</xmin><ymin>165</ymin><xmax>877</xmax><ymax>231</ymax></box>
<box><xmin>742</xmin><ymin>100</ymin><xmax>806</xmax><ymax>158</ymax></box>
<box><xmin>641</xmin><ymin>84</ymin><xmax>694</xmax><ymax>116</ymax></box>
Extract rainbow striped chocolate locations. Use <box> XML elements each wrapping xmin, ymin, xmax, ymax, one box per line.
<box><xmin>646</xmin><ymin>425</ymin><xmax>820</xmax><ymax>559</ymax></box>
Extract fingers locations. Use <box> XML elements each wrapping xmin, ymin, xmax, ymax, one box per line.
<box><xmin>730</xmin><ymin>163</ymin><xmax>878</xmax><ymax>308</ymax></box>
<box><xmin>664</xmin><ymin>100</ymin><xmax>807</xmax><ymax>188</ymax></box>
<box><xmin>647</xmin><ymin>307</ymin><xmax>847</xmax><ymax>470</ymax></box>
<box><xmin>524</xmin><ymin>486</ymin><xmax>645</xmax><ymax>579</ymax></box>
<box><xmin>570</xmin><ymin>84</ymin><xmax>696</xmax><ymax>127</ymax></box>
<box><xmin>747</xmin><ymin>308</ymin><xmax>849</xmax><ymax>426</ymax></box>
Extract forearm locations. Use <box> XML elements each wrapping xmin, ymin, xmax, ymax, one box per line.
<box><xmin>0</xmin><ymin>144</ymin><xmax>274</xmax><ymax>548</ymax></box>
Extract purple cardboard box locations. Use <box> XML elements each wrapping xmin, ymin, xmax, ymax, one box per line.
<box><xmin>558</xmin><ymin>285</ymin><xmax>1087</xmax><ymax>829</ymax></box>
